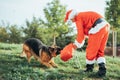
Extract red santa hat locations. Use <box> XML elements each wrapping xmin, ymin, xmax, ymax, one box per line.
<box><xmin>64</xmin><ymin>9</ymin><xmax>78</xmax><ymax>22</ymax></box>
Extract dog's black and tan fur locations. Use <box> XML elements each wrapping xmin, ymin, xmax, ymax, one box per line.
<box><xmin>20</xmin><ymin>38</ymin><xmax>61</xmax><ymax>68</ymax></box>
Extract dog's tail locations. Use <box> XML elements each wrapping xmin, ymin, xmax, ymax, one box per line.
<box><xmin>20</xmin><ymin>44</ymin><xmax>26</xmax><ymax>57</ymax></box>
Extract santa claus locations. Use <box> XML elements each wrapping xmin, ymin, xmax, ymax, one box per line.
<box><xmin>61</xmin><ymin>9</ymin><xmax>110</xmax><ymax>77</ymax></box>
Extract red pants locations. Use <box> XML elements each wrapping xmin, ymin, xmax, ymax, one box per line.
<box><xmin>86</xmin><ymin>24</ymin><xmax>110</xmax><ymax>64</ymax></box>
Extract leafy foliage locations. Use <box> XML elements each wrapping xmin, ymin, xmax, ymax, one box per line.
<box><xmin>0</xmin><ymin>25</ymin><xmax>23</xmax><ymax>43</ymax></box>
<box><xmin>0</xmin><ymin>26</ymin><xmax>9</xmax><ymax>42</ymax></box>
<box><xmin>39</xmin><ymin>0</ymin><xmax>74</xmax><ymax>47</ymax></box>
<box><xmin>22</xmin><ymin>17</ymin><xmax>40</xmax><ymax>40</ymax></box>
<box><xmin>105</xmin><ymin>0</ymin><xmax>120</xmax><ymax>45</ymax></box>
<box><xmin>105</xmin><ymin>0</ymin><xmax>120</xmax><ymax>29</ymax></box>
<box><xmin>8</xmin><ymin>25</ymin><xmax>23</xmax><ymax>43</ymax></box>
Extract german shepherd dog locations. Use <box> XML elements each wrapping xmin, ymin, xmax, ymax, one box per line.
<box><xmin>20</xmin><ymin>38</ymin><xmax>62</xmax><ymax>68</ymax></box>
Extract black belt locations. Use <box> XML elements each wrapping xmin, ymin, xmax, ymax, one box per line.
<box><xmin>92</xmin><ymin>18</ymin><xmax>105</xmax><ymax>27</ymax></box>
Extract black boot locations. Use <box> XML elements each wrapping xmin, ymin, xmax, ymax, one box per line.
<box><xmin>84</xmin><ymin>64</ymin><xmax>94</xmax><ymax>72</ymax></box>
<box><xmin>97</xmin><ymin>63</ymin><xmax>106</xmax><ymax>77</ymax></box>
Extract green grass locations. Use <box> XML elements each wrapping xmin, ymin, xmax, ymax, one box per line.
<box><xmin>0</xmin><ymin>42</ymin><xmax>120</xmax><ymax>80</ymax></box>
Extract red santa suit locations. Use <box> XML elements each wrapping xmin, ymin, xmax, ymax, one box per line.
<box><xmin>64</xmin><ymin>10</ymin><xmax>110</xmax><ymax>65</ymax></box>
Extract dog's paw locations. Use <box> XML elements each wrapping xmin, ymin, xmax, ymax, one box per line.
<box><xmin>52</xmin><ymin>64</ymin><xmax>58</xmax><ymax>68</ymax></box>
<box><xmin>53</xmin><ymin>66</ymin><xmax>58</xmax><ymax>68</ymax></box>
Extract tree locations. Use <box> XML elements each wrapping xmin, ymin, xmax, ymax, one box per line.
<box><xmin>39</xmin><ymin>0</ymin><xmax>74</xmax><ymax>47</ymax></box>
<box><xmin>105</xmin><ymin>0</ymin><xmax>120</xmax><ymax>44</ymax></box>
<box><xmin>0</xmin><ymin>26</ymin><xmax>9</xmax><ymax>42</ymax></box>
<box><xmin>8</xmin><ymin>25</ymin><xmax>23</xmax><ymax>43</ymax></box>
<box><xmin>22</xmin><ymin>17</ymin><xmax>40</xmax><ymax>40</ymax></box>
<box><xmin>105</xmin><ymin>0</ymin><xmax>120</xmax><ymax>29</ymax></box>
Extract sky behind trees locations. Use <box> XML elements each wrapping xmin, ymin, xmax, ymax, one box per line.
<box><xmin>0</xmin><ymin>0</ymin><xmax>107</xmax><ymax>26</ymax></box>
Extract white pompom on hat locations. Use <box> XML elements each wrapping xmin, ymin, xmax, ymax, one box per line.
<box><xmin>64</xmin><ymin>9</ymin><xmax>78</xmax><ymax>22</ymax></box>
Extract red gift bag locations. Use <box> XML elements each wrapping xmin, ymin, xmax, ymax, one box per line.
<box><xmin>60</xmin><ymin>43</ymin><xmax>74</xmax><ymax>61</ymax></box>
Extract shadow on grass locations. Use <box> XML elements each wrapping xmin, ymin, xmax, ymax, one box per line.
<box><xmin>0</xmin><ymin>53</ymin><xmax>48</xmax><ymax>73</ymax></box>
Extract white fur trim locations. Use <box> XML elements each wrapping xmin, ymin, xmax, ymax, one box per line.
<box><xmin>89</xmin><ymin>21</ymin><xmax>109</xmax><ymax>34</ymax></box>
<box><xmin>86</xmin><ymin>59</ymin><xmax>95</xmax><ymax>64</ymax></box>
<box><xmin>68</xmin><ymin>9</ymin><xmax>77</xmax><ymax>20</ymax></box>
<box><xmin>74</xmin><ymin>39</ymin><xmax>85</xmax><ymax>48</ymax></box>
<box><xmin>97</xmin><ymin>57</ymin><xmax>106</xmax><ymax>64</ymax></box>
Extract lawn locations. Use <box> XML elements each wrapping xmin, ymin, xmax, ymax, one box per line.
<box><xmin>0</xmin><ymin>42</ymin><xmax>120</xmax><ymax>80</ymax></box>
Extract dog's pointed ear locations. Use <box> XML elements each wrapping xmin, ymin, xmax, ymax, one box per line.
<box><xmin>55</xmin><ymin>46</ymin><xmax>62</xmax><ymax>55</ymax></box>
<box><xmin>57</xmin><ymin>46</ymin><xmax>63</xmax><ymax>51</ymax></box>
<box><xmin>48</xmin><ymin>46</ymin><xmax>54</xmax><ymax>53</ymax></box>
